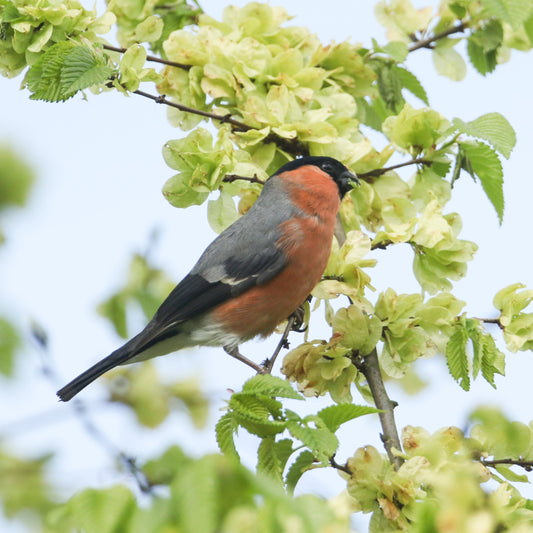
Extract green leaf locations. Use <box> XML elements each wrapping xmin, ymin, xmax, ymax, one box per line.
<box><xmin>207</xmin><ymin>190</ymin><xmax>239</xmax><ymax>234</ymax></box>
<box><xmin>453</xmin><ymin>113</ymin><xmax>516</xmax><ymax>158</ymax></box>
<box><xmin>480</xmin><ymin>0</ymin><xmax>533</xmax><ymax>29</ymax></box>
<box><xmin>170</xmin><ymin>456</ymin><xmax>218</xmax><ymax>533</ymax></box>
<box><xmin>142</xmin><ymin>445</ymin><xmax>188</xmax><ymax>486</ymax></box>
<box><xmin>257</xmin><ymin>436</ymin><xmax>284</xmax><ymax>483</ymax></box>
<box><xmin>396</xmin><ymin>66</ymin><xmax>429</xmax><ymax>105</ymax></box>
<box><xmin>285</xmin><ymin>450</ymin><xmax>316</xmax><ymax>494</ymax></box>
<box><xmin>461</xmin><ymin>141</ymin><xmax>504</xmax><ymax>223</ymax></box>
<box><xmin>480</xmin><ymin>334</ymin><xmax>506</xmax><ymax>386</ymax></box>
<box><xmin>446</xmin><ymin>327</ymin><xmax>470</xmax><ymax>390</ymax></box>
<box><xmin>62</xmin><ymin>486</ymin><xmax>136</xmax><ymax>533</ymax></box>
<box><xmin>494</xmin><ymin>465</ymin><xmax>529</xmax><ymax>482</ymax></box>
<box><xmin>382</xmin><ymin>41</ymin><xmax>408</xmax><ymax>62</ymax></box>
<box><xmin>216</xmin><ymin>413</ymin><xmax>239</xmax><ymax>459</ymax></box>
<box><xmin>432</xmin><ymin>43</ymin><xmax>467</xmax><ymax>81</ymax></box>
<box><xmin>467</xmin><ymin>38</ymin><xmax>497</xmax><ymax>75</ymax></box>
<box><xmin>0</xmin><ymin>146</ymin><xmax>35</xmax><ymax>209</ymax></box>
<box><xmin>286</xmin><ymin>420</ymin><xmax>338</xmax><ymax>460</ymax></box>
<box><xmin>60</xmin><ymin>45</ymin><xmax>113</xmax><ymax>94</ymax></box>
<box><xmin>317</xmin><ymin>404</ymin><xmax>380</xmax><ymax>433</ymax></box>
<box><xmin>0</xmin><ymin>318</ymin><xmax>20</xmax><ymax>376</ymax></box>
<box><xmin>26</xmin><ymin>42</ymin><xmax>112</xmax><ymax>102</ymax></box>
<box><xmin>241</xmin><ymin>374</ymin><xmax>303</xmax><ymax>400</ymax></box>
<box><xmin>376</xmin><ymin>62</ymin><xmax>403</xmax><ymax>112</ymax></box>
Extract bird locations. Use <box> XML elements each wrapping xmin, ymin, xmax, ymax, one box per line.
<box><xmin>56</xmin><ymin>156</ymin><xmax>357</xmax><ymax>401</ymax></box>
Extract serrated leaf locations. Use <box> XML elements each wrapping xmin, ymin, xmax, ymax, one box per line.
<box><xmin>60</xmin><ymin>46</ymin><xmax>113</xmax><ymax>94</ymax></box>
<box><xmin>481</xmin><ymin>334</ymin><xmax>506</xmax><ymax>387</ymax></box>
<box><xmin>470</xmin><ymin>327</ymin><xmax>483</xmax><ymax>379</ymax></box>
<box><xmin>396</xmin><ymin>66</ymin><xmax>429</xmax><ymax>105</ymax></box>
<box><xmin>274</xmin><ymin>438</ymin><xmax>295</xmax><ymax>472</ymax></box>
<box><xmin>257</xmin><ymin>436</ymin><xmax>284</xmax><ymax>483</ymax></box>
<box><xmin>467</xmin><ymin>38</ymin><xmax>497</xmax><ymax>75</ymax></box>
<box><xmin>241</xmin><ymin>374</ymin><xmax>303</xmax><ymax>400</ymax></box>
<box><xmin>376</xmin><ymin>62</ymin><xmax>403</xmax><ymax>112</ymax></box>
<box><xmin>461</xmin><ymin>141</ymin><xmax>504</xmax><ymax>223</ymax></box>
<box><xmin>453</xmin><ymin>113</ymin><xmax>516</xmax><ymax>158</ymax></box>
<box><xmin>285</xmin><ymin>450</ymin><xmax>316</xmax><ymax>494</ymax></box>
<box><xmin>480</xmin><ymin>0</ymin><xmax>533</xmax><ymax>29</ymax></box>
<box><xmin>287</xmin><ymin>420</ymin><xmax>338</xmax><ymax>459</ymax></box>
<box><xmin>317</xmin><ymin>404</ymin><xmax>380</xmax><ymax>433</ymax></box>
<box><xmin>446</xmin><ymin>327</ymin><xmax>470</xmax><ymax>390</ymax></box>
<box><xmin>26</xmin><ymin>42</ymin><xmax>112</xmax><ymax>102</ymax></box>
<box><xmin>215</xmin><ymin>413</ymin><xmax>239</xmax><ymax>459</ymax></box>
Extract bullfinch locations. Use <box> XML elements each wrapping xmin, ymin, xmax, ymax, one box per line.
<box><xmin>57</xmin><ymin>156</ymin><xmax>357</xmax><ymax>401</ymax></box>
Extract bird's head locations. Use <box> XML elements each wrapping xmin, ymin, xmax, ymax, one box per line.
<box><xmin>276</xmin><ymin>156</ymin><xmax>358</xmax><ymax>198</ymax></box>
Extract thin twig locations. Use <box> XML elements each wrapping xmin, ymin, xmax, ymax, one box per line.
<box><xmin>132</xmin><ymin>90</ymin><xmax>309</xmax><ymax>156</ymax></box>
<box><xmin>102</xmin><ymin>44</ymin><xmax>192</xmax><ymax>70</ymax></box>
<box><xmin>262</xmin><ymin>315</ymin><xmax>296</xmax><ymax>374</ymax></box>
<box><xmin>480</xmin><ymin>458</ymin><xmax>533</xmax><ymax>471</ymax></box>
<box><xmin>133</xmin><ymin>89</ymin><xmax>251</xmax><ymax>131</ymax></box>
<box><xmin>31</xmin><ymin>323</ymin><xmax>153</xmax><ymax>494</ymax></box>
<box><xmin>408</xmin><ymin>22</ymin><xmax>468</xmax><ymax>52</ymax></box>
<box><xmin>477</xmin><ymin>317</ymin><xmax>503</xmax><ymax>329</ymax></box>
<box><xmin>223</xmin><ymin>173</ymin><xmax>265</xmax><ymax>185</ymax></box>
<box><xmin>330</xmin><ymin>454</ymin><xmax>353</xmax><ymax>475</ymax></box>
<box><xmin>358</xmin><ymin>158</ymin><xmax>431</xmax><ymax>180</ymax></box>
<box><xmin>353</xmin><ymin>349</ymin><xmax>403</xmax><ymax>470</ymax></box>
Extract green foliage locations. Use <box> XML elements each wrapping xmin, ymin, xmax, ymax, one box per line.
<box><xmin>98</xmin><ymin>253</ymin><xmax>174</xmax><ymax>338</ymax></box>
<box><xmin>0</xmin><ymin>0</ymin><xmax>115</xmax><ymax>78</ymax></box>
<box><xmin>106</xmin><ymin>362</ymin><xmax>209</xmax><ymax>428</ymax></box>
<box><xmin>494</xmin><ymin>283</ymin><xmax>533</xmax><ymax>351</ymax></box>
<box><xmin>0</xmin><ymin>317</ymin><xmax>20</xmax><ymax>376</ymax></box>
<box><xmin>0</xmin><ymin>144</ymin><xmax>34</xmax><ymax>209</ymax></box>
<box><xmin>217</xmin><ymin>375</ymin><xmax>377</xmax><ymax>490</ymax></box>
<box><xmin>49</xmin><ymin>448</ymin><xmax>352</xmax><ymax>533</ymax></box>
<box><xmin>25</xmin><ymin>40</ymin><xmax>113</xmax><ymax>101</ymax></box>
<box><xmin>0</xmin><ymin>447</ymin><xmax>55</xmax><ymax>519</ymax></box>
<box><xmin>445</xmin><ymin>317</ymin><xmax>505</xmax><ymax>391</ymax></box>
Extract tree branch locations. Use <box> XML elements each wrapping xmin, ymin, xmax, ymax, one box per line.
<box><xmin>223</xmin><ymin>173</ymin><xmax>265</xmax><ymax>185</ymax></box>
<box><xmin>31</xmin><ymin>323</ymin><xmax>153</xmax><ymax>493</ymax></box>
<box><xmin>133</xmin><ymin>89</ymin><xmax>252</xmax><ymax>131</ymax></box>
<box><xmin>103</xmin><ymin>43</ymin><xmax>192</xmax><ymax>70</ymax></box>
<box><xmin>330</xmin><ymin>453</ymin><xmax>353</xmax><ymax>475</ymax></box>
<box><xmin>478</xmin><ymin>317</ymin><xmax>503</xmax><ymax>329</ymax></box>
<box><xmin>262</xmin><ymin>315</ymin><xmax>296</xmax><ymax>374</ymax></box>
<box><xmin>357</xmin><ymin>158</ymin><xmax>431</xmax><ymax>180</ymax></box>
<box><xmin>408</xmin><ymin>22</ymin><xmax>468</xmax><ymax>52</ymax></box>
<box><xmin>353</xmin><ymin>349</ymin><xmax>403</xmax><ymax>470</ymax></box>
<box><xmin>480</xmin><ymin>457</ymin><xmax>533</xmax><ymax>471</ymax></box>
<box><xmin>132</xmin><ymin>89</ymin><xmax>309</xmax><ymax>156</ymax></box>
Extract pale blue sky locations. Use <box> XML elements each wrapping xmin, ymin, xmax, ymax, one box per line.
<box><xmin>1</xmin><ymin>1</ymin><xmax>533</xmax><ymax>531</ymax></box>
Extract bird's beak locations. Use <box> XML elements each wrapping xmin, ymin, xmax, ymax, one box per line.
<box><xmin>339</xmin><ymin>169</ymin><xmax>359</xmax><ymax>197</ymax></box>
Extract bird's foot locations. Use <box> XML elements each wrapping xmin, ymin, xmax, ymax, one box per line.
<box><xmin>224</xmin><ymin>345</ymin><xmax>266</xmax><ymax>374</ymax></box>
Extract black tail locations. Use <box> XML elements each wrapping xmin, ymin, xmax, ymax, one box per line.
<box><xmin>57</xmin><ymin>337</ymin><xmax>140</xmax><ymax>401</ymax></box>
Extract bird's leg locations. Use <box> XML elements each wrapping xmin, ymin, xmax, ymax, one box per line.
<box><xmin>224</xmin><ymin>345</ymin><xmax>266</xmax><ymax>374</ymax></box>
